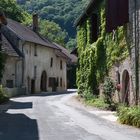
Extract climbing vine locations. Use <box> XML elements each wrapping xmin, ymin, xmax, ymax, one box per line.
<box><xmin>76</xmin><ymin>0</ymin><xmax>129</xmax><ymax>97</ymax></box>
<box><xmin>0</xmin><ymin>52</ymin><xmax>6</xmax><ymax>82</ymax></box>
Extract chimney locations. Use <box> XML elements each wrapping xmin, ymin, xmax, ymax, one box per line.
<box><xmin>33</xmin><ymin>13</ymin><xmax>38</xmax><ymax>32</ymax></box>
<box><xmin>0</xmin><ymin>11</ymin><xmax>7</xmax><ymax>25</ymax></box>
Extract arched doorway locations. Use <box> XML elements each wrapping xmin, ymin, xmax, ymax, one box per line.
<box><xmin>122</xmin><ymin>70</ymin><xmax>130</xmax><ymax>105</ymax></box>
<box><xmin>40</xmin><ymin>71</ymin><xmax>47</xmax><ymax>91</ymax></box>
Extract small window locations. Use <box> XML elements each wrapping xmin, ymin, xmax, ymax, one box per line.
<box><xmin>60</xmin><ymin>78</ymin><xmax>62</xmax><ymax>87</ymax></box>
<box><xmin>60</xmin><ymin>60</ymin><xmax>63</xmax><ymax>70</ymax></box>
<box><xmin>90</xmin><ymin>14</ymin><xmax>98</xmax><ymax>43</ymax></box>
<box><xmin>56</xmin><ymin>77</ymin><xmax>59</xmax><ymax>87</ymax></box>
<box><xmin>34</xmin><ymin>44</ymin><xmax>37</xmax><ymax>56</ymax></box>
<box><xmin>50</xmin><ymin>57</ymin><xmax>53</xmax><ymax>67</ymax></box>
<box><xmin>116</xmin><ymin>71</ymin><xmax>120</xmax><ymax>84</ymax></box>
<box><xmin>6</xmin><ymin>80</ymin><xmax>13</xmax><ymax>88</ymax></box>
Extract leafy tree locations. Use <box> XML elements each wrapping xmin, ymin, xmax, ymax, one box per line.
<box><xmin>19</xmin><ymin>0</ymin><xmax>90</xmax><ymax>49</ymax></box>
<box><xmin>0</xmin><ymin>0</ymin><xmax>31</xmax><ymax>24</ymax></box>
<box><xmin>0</xmin><ymin>0</ymin><xmax>31</xmax><ymax>81</ymax></box>
<box><xmin>66</xmin><ymin>38</ymin><xmax>76</xmax><ymax>51</ymax></box>
<box><xmin>39</xmin><ymin>20</ymin><xmax>67</xmax><ymax>46</ymax></box>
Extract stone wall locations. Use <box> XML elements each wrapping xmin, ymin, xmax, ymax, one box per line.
<box><xmin>128</xmin><ymin>0</ymin><xmax>140</xmax><ymax>104</ymax></box>
<box><xmin>22</xmin><ymin>41</ymin><xmax>67</xmax><ymax>93</ymax></box>
<box><xmin>2</xmin><ymin>55</ymin><xmax>23</xmax><ymax>88</ymax></box>
<box><xmin>108</xmin><ymin>57</ymin><xmax>136</xmax><ymax>105</ymax></box>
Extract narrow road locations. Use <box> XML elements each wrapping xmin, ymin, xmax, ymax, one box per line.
<box><xmin>0</xmin><ymin>91</ymin><xmax>140</xmax><ymax>140</ymax></box>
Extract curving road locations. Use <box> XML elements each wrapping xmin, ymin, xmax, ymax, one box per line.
<box><xmin>0</xmin><ymin>91</ymin><xmax>140</xmax><ymax>140</ymax></box>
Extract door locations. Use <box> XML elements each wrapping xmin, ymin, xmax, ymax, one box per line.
<box><xmin>40</xmin><ymin>71</ymin><xmax>47</xmax><ymax>91</ymax></box>
<box><xmin>31</xmin><ymin>79</ymin><xmax>35</xmax><ymax>94</ymax></box>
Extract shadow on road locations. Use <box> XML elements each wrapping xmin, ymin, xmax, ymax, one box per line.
<box><xmin>8</xmin><ymin>100</ymin><xmax>33</xmax><ymax>109</ymax></box>
<box><xmin>34</xmin><ymin>90</ymin><xmax>77</xmax><ymax>97</ymax></box>
<box><xmin>12</xmin><ymin>89</ymin><xmax>77</xmax><ymax>98</ymax></box>
<box><xmin>0</xmin><ymin>101</ymin><xmax>39</xmax><ymax>140</ymax></box>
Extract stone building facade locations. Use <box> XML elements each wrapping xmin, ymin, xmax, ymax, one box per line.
<box><xmin>75</xmin><ymin>0</ymin><xmax>140</xmax><ymax>105</ymax></box>
<box><xmin>1</xmin><ymin>17</ymin><xmax>72</xmax><ymax>96</ymax></box>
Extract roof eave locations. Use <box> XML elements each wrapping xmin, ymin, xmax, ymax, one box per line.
<box><xmin>74</xmin><ymin>0</ymin><xmax>98</xmax><ymax>27</ymax></box>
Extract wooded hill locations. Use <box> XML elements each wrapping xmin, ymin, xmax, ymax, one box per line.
<box><xmin>17</xmin><ymin>0</ymin><xmax>89</xmax><ymax>48</ymax></box>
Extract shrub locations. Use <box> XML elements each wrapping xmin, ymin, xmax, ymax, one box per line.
<box><xmin>103</xmin><ymin>77</ymin><xmax>115</xmax><ymax>106</ymax></box>
<box><xmin>0</xmin><ymin>85</ymin><xmax>9</xmax><ymax>104</ymax></box>
<box><xmin>117</xmin><ymin>105</ymin><xmax>140</xmax><ymax>128</ymax></box>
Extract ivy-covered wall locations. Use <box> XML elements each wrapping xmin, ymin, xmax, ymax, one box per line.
<box><xmin>76</xmin><ymin>1</ymin><xmax>129</xmax><ymax>98</ymax></box>
<box><xmin>0</xmin><ymin>52</ymin><xmax>6</xmax><ymax>82</ymax></box>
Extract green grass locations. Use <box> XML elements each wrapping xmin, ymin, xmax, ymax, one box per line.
<box><xmin>0</xmin><ymin>86</ymin><xmax>9</xmax><ymax>104</ymax></box>
<box><xmin>84</xmin><ymin>97</ymin><xmax>110</xmax><ymax>110</ymax></box>
<box><xmin>117</xmin><ymin>105</ymin><xmax>140</xmax><ymax>128</ymax></box>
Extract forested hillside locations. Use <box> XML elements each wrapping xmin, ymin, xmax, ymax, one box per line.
<box><xmin>17</xmin><ymin>0</ymin><xmax>89</xmax><ymax>49</ymax></box>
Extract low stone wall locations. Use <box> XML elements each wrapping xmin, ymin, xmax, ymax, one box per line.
<box><xmin>4</xmin><ymin>87</ymin><xmax>26</xmax><ymax>97</ymax></box>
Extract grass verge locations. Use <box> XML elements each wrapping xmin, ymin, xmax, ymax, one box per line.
<box><xmin>117</xmin><ymin>105</ymin><xmax>140</xmax><ymax>128</ymax></box>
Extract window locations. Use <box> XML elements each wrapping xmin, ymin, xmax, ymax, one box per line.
<box><xmin>56</xmin><ymin>77</ymin><xmax>59</xmax><ymax>87</ymax></box>
<box><xmin>90</xmin><ymin>14</ymin><xmax>98</xmax><ymax>43</ymax></box>
<box><xmin>60</xmin><ymin>78</ymin><xmax>62</xmax><ymax>87</ymax></box>
<box><xmin>6</xmin><ymin>80</ymin><xmax>13</xmax><ymax>88</ymax></box>
<box><xmin>50</xmin><ymin>57</ymin><xmax>53</xmax><ymax>67</ymax></box>
<box><xmin>49</xmin><ymin>77</ymin><xmax>55</xmax><ymax>87</ymax></box>
<box><xmin>116</xmin><ymin>71</ymin><xmax>120</xmax><ymax>84</ymax></box>
<box><xmin>34</xmin><ymin>44</ymin><xmax>37</xmax><ymax>56</ymax></box>
<box><xmin>60</xmin><ymin>60</ymin><xmax>63</xmax><ymax>70</ymax></box>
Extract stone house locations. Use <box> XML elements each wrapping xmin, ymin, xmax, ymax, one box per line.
<box><xmin>1</xmin><ymin>16</ymin><xmax>72</xmax><ymax>96</ymax></box>
<box><xmin>75</xmin><ymin>0</ymin><xmax>140</xmax><ymax>105</ymax></box>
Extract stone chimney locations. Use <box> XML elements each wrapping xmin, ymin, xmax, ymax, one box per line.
<box><xmin>33</xmin><ymin>13</ymin><xmax>38</xmax><ymax>32</ymax></box>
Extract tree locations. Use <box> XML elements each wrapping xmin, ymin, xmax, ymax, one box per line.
<box><xmin>0</xmin><ymin>0</ymin><xmax>31</xmax><ymax>81</ymax></box>
<box><xmin>19</xmin><ymin>0</ymin><xmax>89</xmax><ymax>49</ymax></box>
<box><xmin>39</xmin><ymin>20</ymin><xmax>67</xmax><ymax>46</ymax></box>
<box><xmin>0</xmin><ymin>0</ymin><xmax>31</xmax><ymax>24</ymax></box>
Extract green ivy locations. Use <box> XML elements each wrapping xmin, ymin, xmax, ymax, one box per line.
<box><xmin>0</xmin><ymin>52</ymin><xmax>6</xmax><ymax>82</ymax></box>
<box><xmin>76</xmin><ymin>0</ymin><xmax>129</xmax><ymax>97</ymax></box>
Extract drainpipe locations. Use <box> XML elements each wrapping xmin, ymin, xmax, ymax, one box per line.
<box><xmin>134</xmin><ymin>0</ymin><xmax>139</xmax><ymax>105</ymax></box>
<box><xmin>21</xmin><ymin>41</ymin><xmax>25</xmax><ymax>87</ymax></box>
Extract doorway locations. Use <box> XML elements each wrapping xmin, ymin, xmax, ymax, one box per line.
<box><xmin>40</xmin><ymin>71</ymin><xmax>47</xmax><ymax>91</ymax></box>
<box><xmin>31</xmin><ymin>79</ymin><xmax>35</xmax><ymax>94</ymax></box>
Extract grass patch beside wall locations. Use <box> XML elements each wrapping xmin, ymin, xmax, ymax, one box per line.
<box><xmin>117</xmin><ymin>106</ymin><xmax>140</xmax><ymax>128</ymax></box>
<box><xmin>0</xmin><ymin>86</ymin><xmax>9</xmax><ymax>104</ymax></box>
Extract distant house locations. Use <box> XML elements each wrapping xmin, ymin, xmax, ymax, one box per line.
<box><xmin>75</xmin><ymin>0</ymin><xmax>140</xmax><ymax>105</ymax></box>
<box><xmin>1</xmin><ymin>15</ymin><xmax>73</xmax><ymax>96</ymax></box>
<box><xmin>53</xmin><ymin>43</ymin><xmax>78</xmax><ymax>88</ymax></box>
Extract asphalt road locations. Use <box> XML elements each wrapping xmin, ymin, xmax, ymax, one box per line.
<box><xmin>0</xmin><ymin>91</ymin><xmax>140</xmax><ymax>140</ymax></box>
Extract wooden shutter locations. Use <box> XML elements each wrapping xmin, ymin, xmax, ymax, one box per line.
<box><xmin>106</xmin><ymin>0</ymin><xmax>129</xmax><ymax>33</ymax></box>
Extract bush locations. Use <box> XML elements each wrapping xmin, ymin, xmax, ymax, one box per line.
<box><xmin>103</xmin><ymin>77</ymin><xmax>115</xmax><ymax>106</ymax></box>
<box><xmin>117</xmin><ymin>105</ymin><xmax>140</xmax><ymax>128</ymax></box>
<box><xmin>0</xmin><ymin>85</ymin><xmax>9</xmax><ymax>104</ymax></box>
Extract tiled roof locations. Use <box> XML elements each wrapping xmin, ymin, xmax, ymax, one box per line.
<box><xmin>7</xmin><ymin>19</ymin><xmax>58</xmax><ymax>50</ymax></box>
<box><xmin>53</xmin><ymin>43</ymin><xmax>77</xmax><ymax>63</ymax></box>
<box><xmin>1</xmin><ymin>35</ymin><xmax>19</xmax><ymax>57</ymax></box>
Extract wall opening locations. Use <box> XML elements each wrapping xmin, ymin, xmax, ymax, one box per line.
<box><xmin>122</xmin><ymin>70</ymin><xmax>130</xmax><ymax>105</ymax></box>
<box><xmin>40</xmin><ymin>71</ymin><xmax>47</xmax><ymax>92</ymax></box>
